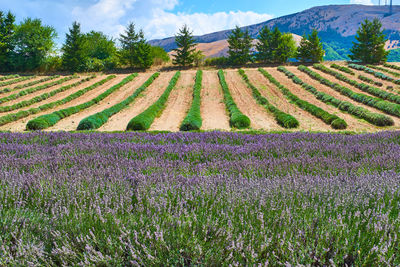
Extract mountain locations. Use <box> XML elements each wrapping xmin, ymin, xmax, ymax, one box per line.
<box><xmin>150</xmin><ymin>4</ymin><xmax>400</xmax><ymax>61</ymax></box>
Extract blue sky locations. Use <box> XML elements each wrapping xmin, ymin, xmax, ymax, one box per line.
<box><xmin>0</xmin><ymin>0</ymin><xmax>396</xmax><ymax>45</ymax></box>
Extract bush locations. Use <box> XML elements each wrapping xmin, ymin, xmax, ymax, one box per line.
<box><xmin>0</xmin><ymin>75</ymin><xmax>60</xmax><ymax>94</ymax></box>
<box><xmin>180</xmin><ymin>70</ymin><xmax>203</xmax><ymax>131</ymax></box>
<box><xmin>0</xmin><ymin>76</ymin><xmax>35</xmax><ymax>87</ymax></box>
<box><xmin>384</xmin><ymin>63</ymin><xmax>400</xmax><ymax>71</ymax></box>
<box><xmin>279</xmin><ymin>66</ymin><xmax>393</xmax><ymax>127</ymax></box>
<box><xmin>358</xmin><ymin>75</ymin><xmax>383</xmax><ymax>87</ymax></box>
<box><xmin>126</xmin><ymin>72</ymin><xmax>180</xmax><ymax>131</ymax></box>
<box><xmin>301</xmin><ymin>65</ymin><xmax>400</xmax><ymax>118</ymax></box>
<box><xmin>78</xmin><ymin>72</ymin><xmax>161</xmax><ymax>131</ymax></box>
<box><xmin>259</xmin><ymin>68</ymin><xmax>347</xmax><ymax>129</ymax></box>
<box><xmin>204</xmin><ymin>57</ymin><xmax>230</xmax><ymax>66</ymax></box>
<box><xmin>349</xmin><ymin>64</ymin><xmax>400</xmax><ymax>84</ymax></box>
<box><xmin>217</xmin><ymin>70</ymin><xmax>251</xmax><ymax>129</ymax></box>
<box><xmin>0</xmin><ymin>74</ymin><xmax>19</xmax><ymax>81</ymax></box>
<box><xmin>331</xmin><ymin>64</ymin><xmax>355</xmax><ymax>75</ymax></box>
<box><xmin>367</xmin><ymin>65</ymin><xmax>400</xmax><ymax>78</ymax></box>
<box><xmin>238</xmin><ymin>69</ymin><xmax>299</xmax><ymax>129</ymax></box>
<box><xmin>26</xmin><ymin>75</ymin><xmax>117</xmax><ymax>130</ymax></box>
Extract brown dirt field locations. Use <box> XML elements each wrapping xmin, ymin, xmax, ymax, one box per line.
<box><xmin>224</xmin><ymin>70</ymin><xmax>282</xmax><ymax>131</ymax></box>
<box><xmin>290</xmin><ymin>67</ymin><xmax>400</xmax><ymax>130</ymax></box>
<box><xmin>200</xmin><ymin>70</ymin><xmax>230</xmax><ymax>131</ymax></box>
<box><xmin>0</xmin><ymin>75</ymin><xmax>124</xmax><ymax>132</ymax></box>
<box><xmin>270</xmin><ymin>67</ymin><xmax>382</xmax><ymax>132</ymax></box>
<box><xmin>98</xmin><ymin>72</ymin><xmax>175</xmax><ymax>132</ymax></box>
<box><xmin>149</xmin><ymin>71</ymin><xmax>195</xmax><ymax>131</ymax></box>
<box><xmin>245</xmin><ymin>68</ymin><xmax>332</xmax><ymax>131</ymax></box>
<box><xmin>0</xmin><ymin>76</ymin><xmax>81</xmax><ymax>108</ymax></box>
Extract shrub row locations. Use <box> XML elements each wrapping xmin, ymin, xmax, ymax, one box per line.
<box><xmin>179</xmin><ymin>70</ymin><xmax>203</xmax><ymax>131</ymax></box>
<box><xmin>0</xmin><ymin>74</ymin><xmax>19</xmax><ymax>81</ymax></box>
<box><xmin>330</xmin><ymin>64</ymin><xmax>355</xmax><ymax>75</ymax></box>
<box><xmin>367</xmin><ymin>65</ymin><xmax>400</xmax><ymax>78</ymax></box>
<box><xmin>384</xmin><ymin>63</ymin><xmax>400</xmax><ymax>71</ymax></box>
<box><xmin>0</xmin><ymin>76</ymin><xmax>98</xmax><ymax>127</ymax></box>
<box><xmin>26</xmin><ymin>75</ymin><xmax>117</xmax><ymax>130</ymax></box>
<box><xmin>0</xmin><ymin>75</ymin><xmax>78</xmax><ymax>105</ymax></box>
<box><xmin>314</xmin><ymin>64</ymin><xmax>400</xmax><ymax>105</ymax></box>
<box><xmin>279</xmin><ymin>67</ymin><xmax>394</xmax><ymax>127</ymax></box>
<box><xmin>78</xmin><ymin>73</ymin><xmax>160</xmax><ymax>131</ymax></box>
<box><xmin>358</xmin><ymin>75</ymin><xmax>383</xmax><ymax>87</ymax></box>
<box><xmin>238</xmin><ymin>69</ymin><xmax>299</xmax><ymax>129</ymax></box>
<box><xmin>216</xmin><ymin>70</ymin><xmax>250</xmax><ymax>129</ymax></box>
<box><xmin>260</xmin><ymin>68</ymin><xmax>347</xmax><ymax>129</ymax></box>
<box><xmin>299</xmin><ymin>65</ymin><xmax>400</xmax><ymax>118</ymax></box>
<box><xmin>0</xmin><ymin>75</ymin><xmax>35</xmax><ymax>87</ymax></box>
<box><xmin>348</xmin><ymin>64</ymin><xmax>400</xmax><ymax>84</ymax></box>
<box><xmin>0</xmin><ymin>75</ymin><xmax>60</xmax><ymax>94</ymax></box>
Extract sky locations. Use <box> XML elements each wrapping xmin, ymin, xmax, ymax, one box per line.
<box><xmin>0</xmin><ymin>0</ymin><xmax>397</xmax><ymax>46</ymax></box>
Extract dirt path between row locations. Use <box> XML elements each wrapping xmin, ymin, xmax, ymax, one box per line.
<box><xmin>149</xmin><ymin>71</ymin><xmax>195</xmax><ymax>131</ymax></box>
<box><xmin>289</xmin><ymin>67</ymin><xmax>400</xmax><ymax>130</ymax></box>
<box><xmin>224</xmin><ymin>70</ymin><xmax>281</xmax><ymax>131</ymax></box>
<box><xmin>245</xmin><ymin>68</ymin><xmax>332</xmax><ymax>131</ymax></box>
<box><xmin>200</xmin><ymin>70</ymin><xmax>230</xmax><ymax>131</ymax></box>
<box><xmin>0</xmin><ymin>75</ymin><xmax>125</xmax><ymax>132</ymax></box>
<box><xmin>0</xmin><ymin>76</ymin><xmax>44</xmax><ymax>90</ymax></box>
<box><xmin>99</xmin><ymin>72</ymin><xmax>175</xmax><ymax>132</ymax></box>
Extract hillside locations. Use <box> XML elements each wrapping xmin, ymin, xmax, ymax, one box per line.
<box><xmin>150</xmin><ymin>4</ymin><xmax>400</xmax><ymax>61</ymax></box>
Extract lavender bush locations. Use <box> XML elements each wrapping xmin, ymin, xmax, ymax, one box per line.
<box><xmin>0</xmin><ymin>131</ymin><xmax>399</xmax><ymax>266</ymax></box>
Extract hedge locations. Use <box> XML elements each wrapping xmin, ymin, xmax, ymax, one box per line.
<box><xmin>331</xmin><ymin>64</ymin><xmax>355</xmax><ymax>75</ymax></box>
<box><xmin>299</xmin><ymin>65</ymin><xmax>400</xmax><ymax>118</ymax></box>
<box><xmin>0</xmin><ymin>75</ymin><xmax>60</xmax><ymax>94</ymax></box>
<box><xmin>0</xmin><ymin>74</ymin><xmax>19</xmax><ymax>81</ymax></box>
<box><xmin>179</xmin><ymin>70</ymin><xmax>203</xmax><ymax>131</ymax></box>
<box><xmin>0</xmin><ymin>76</ymin><xmax>35</xmax><ymax>87</ymax></box>
<box><xmin>348</xmin><ymin>64</ymin><xmax>400</xmax><ymax>85</ymax></box>
<box><xmin>238</xmin><ymin>69</ymin><xmax>299</xmax><ymax>129</ymax></box>
<box><xmin>384</xmin><ymin>63</ymin><xmax>400</xmax><ymax>72</ymax></box>
<box><xmin>314</xmin><ymin>64</ymin><xmax>400</xmax><ymax>105</ymax></box>
<box><xmin>0</xmin><ymin>75</ymin><xmax>81</xmax><ymax>112</ymax></box>
<box><xmin>279</xmin><ymin>67</ymin><xmax>393</xmax><ymax>127</ymax></box>
<box><xmin>0</xmin><ymin>75</ymin><xmax>78</xmax><ymax>105</ymax></box>
<box><xmin>78</xmin><ymin>72</ymin><xmax>160</xmax><ymax>131</ymax></box>
<box><xmin>26</xmin><ymin>75</ymin><xmax>117</xmax><ymax>130</ymax></box>
<box><xmin>126</xmin><ymin>72</ymin><xmax>180</xmax><ymax>131</ymax></box>
<box><xmin>367</xmin><ymin>65</ymin><xmax>400</xmax><ymax>78</ymax></box>
<box><xmin>259</xmin><ymin>68</ymin><xmax>347</xmax><ymax>130</ymax></box>
<box><xmin>0</xmin><ymin>76</ymin><xmax>98</xmax><ymax>127</ymax></box>
<box><xmin>216</xmin><ymin>70</ymin><xmax>250</xmax><ymax>129</ymax></box>
<box><xmin>358</xmin><ymin>75</ymin><xmax>383</xmax><ymax>87</ymax></box>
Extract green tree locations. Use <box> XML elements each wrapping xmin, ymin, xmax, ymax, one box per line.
<box><xmin>297</xmin><ymin>29</ymin><xmax>325</xmax><ymax>63</ymax></box>
<box><xmin>119</xmin><ymin>23</ymin><xmax>152</xmax><ymax>69</ymax></box>
<box><xmin>270</xmin><ymin>27</ymin><xmax>282</xmax><ymax>63</ymax></box>
<box><xmin>255</xmin><ymin>26</ymin><xmax>273</xmax><ymax>63</ymax></box>
<box><xmin>227</xmin><ymin>26</ymin><xmax>253</xmax><ymax>65</ymax></box>
<box><xmin>349</xmin><ymin>18</ymin><xmax>389</xmax><ymax>64</ymax></box>
<box><xmin>62</xmin><ymin>22</ymin><xmax>86</xmax><ymax>72</ymax></box>
<box><xmin>275</xmin><ymin>33</ymin><xmax>297</xmax><ymax>63</ymax></box>
<box><xmin>173</xmin><ymin>25</ymin><xmax>197</xmax><ymax>67</ymax></box>
<box><xmin>11</xmin><ymin>18</ymin><xmax>57</xmax><ymax>71</ymax></box>
<box><xmin>0</xmin><ymin>11</ymin><xmax>15</xmax><ymax>71</ymax></box>
<box><xmin>82</xmin><ymin>31</ymin><xmax>118</xmax><ymax>71</ymax></box>
<box><xmin>150</xmin><ymin>46</ymin><xmax>170</xmax><ymax>65</ymax></box>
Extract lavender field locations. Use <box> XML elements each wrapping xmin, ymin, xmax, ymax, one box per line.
<box><xmin>0</xmin><ymin>131</ymin><xmax>400</xmax><ymax>266</ymax></box>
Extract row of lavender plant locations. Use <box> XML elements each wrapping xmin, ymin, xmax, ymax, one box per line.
<box><xmin>0</xmin><ymin>131</ymin><xmax>399</xmax><ymax>265</ymax></box>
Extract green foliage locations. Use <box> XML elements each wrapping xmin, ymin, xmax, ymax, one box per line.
<box><xmin>276</xmin><ymin>34</ymin><xmax>297</xmax><ymax>63</ymax></box>
<box><xmin>297</xmin><ymin>29</ymin><xmax>325</xmax><ymax>63</ymax></box>
<box><xmin>26</xmin><ymin>75</ymin><xmax>116</xmax><ymax>130</ymax></box>
<box><xmin>349</xmin><ymin>18</ymin><xmax>389</xmax><ymax>64</ymax></box>
<box><xmin>173</xmin><ymin>25</ymin><xmax>197</xmax><ymax>67</ymax></box>
<box><xmin>384</xmin><ymin>63</ymin><xmax>400</xmax><ymax>71</ymax></box>
<box><xmin>388</xmin><ymin>49</ymin><xmax>400</xmax><ymax>62</ymax></box>
<box><xmin>0</xmin><ymin>75</ymin><xmax>59</xmax><ymax>94</ymax></box>
<box><xmin>11</xmin><ymin>18</ymin><xmax>57</xmax><ymax>71</ymax></box>
<box><xmin>348</xmin><ymin>64</ymin><xmax>400</xmax><ymax>84</ymax></box>
<box><xmin>0</xmin><ymin>76</ymin><xmax>95</xmax><ymax>127</ymax></box>
<box><xmin>127</xmin><ymin>72</ymin><xmax>180</xmax><ymax>131</ymax></box>
<box><xmin>0</xmin><ymin>74</ymin><xmax>19</xmax><ymax>81</ymax></box>
<box><xmin>62</xmin><ymin>22</ymin><xmax>86</xmax><ymax>72</ymax></box>
<box><xmin>330</xmin><ymin>64</ymin><xmax>355</xmax><ymax>75</ymax></box>
<box><xmin>77</xmin><ymin>73</ymin><xmax>159</xmax><ymax>130</ymax></box>
<box><xmin>358</xmin><ymin>75</ymin><xmax>383</xmax><ymax>87</ymax></box>
<box><xmin>228</xmin><ymin>26</ymin><xmax>253</xmax><ymax>65</ymax></box>
<box><xmin>0</xmin><ymin>75</ymin><xmax>34</xmax><ymax>88</ymax></box>
<box><xmin>0</xmin><ymin>11</ymin><xmax>15</xmax><ymax>72</ymax></box>
<box><xmin>255</xmin><ymin>26</ymin><xmax>273</xmax><ymax>63</ymax></box>
<box><xmin>279</xmin><ymin>66</ymin><xmax>393</xmax><ymax>127</ymax></box>
<box><xmin>300</xmin><ymin>65</ymin><xmax>400</xmax><ymax>118</ymax></box>
<box><xmin>150</xmin><ymin>46</ymin><xmax>170</xmax><ymax>65</ymax></box>
<box><xmin>217</xmin><ymin>70</ymin><xmax>250</xmax><ymax>129</ymax></box>
<box><xmin>82</xmin><ymin>31</ymin><xmax>118</xmax><ymax>71</ymax></box>
<box><xmin>367</xmin><ymin>65</ymin><xmax>400</xmax><ymax>78</ymax></box>
<box><xmin>204</xmin><ymin>57</ymin><xmax>229</xmax><ymax>66</ymax></box>
<box><xmin>180</xmin><ymin>70</ymin><xmax>203</xmax><ymax>131</ymax></box>
<box><xmin>238</xmin><ymin>69</ymin><xmax>299</xmax><ymax>129</ymax></box>
<box><xmin>259</xmin><ymin>68</ymin><xmax>347</xmax><ymax>129</ymax></box>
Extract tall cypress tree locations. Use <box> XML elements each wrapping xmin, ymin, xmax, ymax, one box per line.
<box><xmin>349</xmin><ymin>18</ymin><xmax>388</xmax><ymax>64</ymax></box>
<box><xmin>227</xmin><ymin>26</ymin><xmax>253</xmax><ymax>65</ymax></box>
<box><xmin>255</xmin><ymin>26</ymin><xmax>273</xmax><ymax>63</ymax></box>
<box><xmin>62</xmin><ymin>22</ymin><xmax>86</xmax><ymax>72</ymax></box>
<box><xmin>173</xmin><ymin>25</ymin><xmax>197</xmax><ymax>67</ymax></box>
<box><xmin>0</xmin><ymin>11</ymin><xmax>16</xmax><ymax>71</ymax></box>
<box><xmin>297</xmin><ymin>29</ymin><xmax>325</xmax><ymax>63</ymax></box>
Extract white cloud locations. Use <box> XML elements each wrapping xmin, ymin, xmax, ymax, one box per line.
<box><xmin>350</xmin><ymin>0</ymin><xmax>374</xmax><ymax>5</ymax></box>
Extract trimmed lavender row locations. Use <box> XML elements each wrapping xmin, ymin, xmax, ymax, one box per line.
<box><xmin>0</xmin><ymin>131</ymin><xmax>400</xmax><ymax>266</ymax></box>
